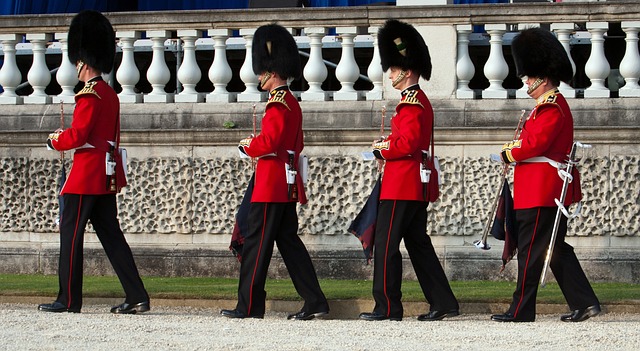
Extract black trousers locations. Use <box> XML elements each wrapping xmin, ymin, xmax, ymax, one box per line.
<box><xmin>509</xmin><ymin>207</ymin><xmax>599</xmax><ymax>321</ymax></box>
<box><xmin>372</xmin><ymin>200</ymin><xmax>458</xmax><ymax>319</ymax></box>
<box><xmin>56</xmin><ymin>194</ymin><xmax>148</xmax><ymax>311</ymax></box>
<box><xmin>236</xmin><ymin>202</ymin><xmax>328</xmax><ymax>317</ymax></box>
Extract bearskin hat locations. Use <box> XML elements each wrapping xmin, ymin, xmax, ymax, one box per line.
<box><xmin>511</xmin><ymin>27</ymin><xmax>573</xmax><ymax>84</ymax></box>
<box><xmin>252</xmin><ymin>24</ymin><xmax>301</xmax><ymax>80</ymax></box>
<box><xmin>378</xmin><ymin>19</ymin><xmax>431</xmax><ymax>81</ymax></box>
<box><xmin>68</xmin><ymin>10</ymin><xmax>115</xmax><ymax>73</ymax></box>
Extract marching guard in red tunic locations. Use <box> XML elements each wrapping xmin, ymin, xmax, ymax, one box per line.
<box><xmin>359</xmin><ymin>19</ymin><xmax>459</xmax><ymax>322</ymax></box>
<box><xmin>491</xmin><ymin>28</ymin><xmax>600</xmax><ymax>323</ymax></box>
<box><xmin>39</xmin><ymin>10</ymin><xmax>149</xmax><ymax>314</ymax></box>
<box><xmin>221</xmin><ymin>24</ymin><xmax>329</xmax><ymax>320</ymax></box>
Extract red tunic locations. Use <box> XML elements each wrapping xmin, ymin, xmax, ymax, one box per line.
<box><xmin>503</xmin><ymin>90</ymin><xmax>580</xmax><ymax>209</ymax></box>
<box><xmin>373</xmin><ymin>87</ymin><xmax>433</xmax><ymax>201</ymax></box>
<box><xmin>49</xmin><ymin>79</ymin><xmax>120</xmax><ymax>195</ymax></box>
<box><xmin>239</xmin><ymin>87</ymin><xmax>307</xmax><ymax>204</ymax></box>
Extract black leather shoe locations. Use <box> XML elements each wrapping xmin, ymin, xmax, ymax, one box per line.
<box><xmin>359</xmin><ymin>312</ymin><xmax>402</xmax><ymax>321</ymax></box>
<box><xmin>491</xmin><ymin>312</ymin><xmax>516</xmax><ymax>322</ymax></box>
<box><xmin>417</xmin><ymin>310</ymin><xmax>460</xmax><ymax>321</ymax></box>
<box><xmin>220</xmin><ymin>309</ymin><xmax>263</xmax><ymax>319</ymax></box>
<box><xmin>38</xmin><ymin>301</ymin><xmax>80</xmax><ymax>313</ymax></box>
<box><xmin>287</xmin><ymin>310</ymin><xmax>328</xmax><ymax>320</ymax></box>
<box><xmin>491</xmin><ymin>312</ymin><xmax>533</xmax><ymax>322</ymax></box>
<box><xmin>110</xmin><ymin>301</ymin><xmax>150</xmax><ymax>314</ymax></box>
<box><xmin>560</xmin><ymin>304</ymin><xmax>601</xmax><ymax>322</ymax></box>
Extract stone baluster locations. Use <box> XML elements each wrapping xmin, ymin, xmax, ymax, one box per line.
<box><xmin>53</xmin><ymin>32</ymin><xmax>78</xmax><ymax>104</ymax></box>
<box><xmin>116</xmin><ymin>31</ymin><xmax>142</xmax><ymax>103</ymax></box>
<box><xmin>551</xmin><ymin>23</ymin><xmax>576</xmax><ymax>98</ymax></box>
<box><xmin>619</xmin><ymin>21</ymin><xmax>640</xmax><ymax>97</ymax></box>
<box><xmin>0</xmin><ymin>34</ymin><xmax>24</xmax><ymax>105</ymax></box>
<box><xmin>334</xmin><ymin>27</ymin><xmax>360</xmax><ymax>101</ymax></box>
<box><xmin>176</xmin><ymin>29</ymin><xmax>203</xmax><ymax>103</ymax></box>
<box><xmin>238</xmin><ymin>28</ymin><xmax>263</xmax><ymax>102</ymax></box>
<box><xmin>145</xmin><ymin>30</ymin><xmax>174</xmax><ymax>103</ymax></box>
<box><xmin>482</xmin><ymin>24</ymin><xmax>508</xmax><ymax>99</ymax></box>
<box><xmin>455</xmin><ymin>24</ymin><xmax>474</xmax><ymax>99</ymax></box>
<box><xmin>24</xmin><ymin>33</ymin><xmax>52</xmax><ymax>104</ymax></box>
<box><xmin>206</xmin><ymin>29</ymin><xmax>235</xmax><ymax>103</ymax></box>
<box><xmin>301</xmin><ymin>27</ymin><xmax>328</xmax><ymax>101</ymax></box>
<box><xmin>515</xmin><ymin>23</ymin><xmax>540</xmax><ymax>99</ymax></box>
<box><xmin>584</xmin><ymin>22</ymin><xmax>610</xmax><ymax>98</ymax></box>
<box><xmin>366</xmin><ymin>26</ymin><xmax>383</xmax><ymax>101</ymax></box>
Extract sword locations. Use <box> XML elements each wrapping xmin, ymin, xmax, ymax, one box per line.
<box><xmin>474</xmin><ymin>110</ymin><xmax>526</xmax><ymax>250</ymax></box>
<box><xmin>251</xmin><ymin>104</ymin><xmax>257</xmax><ymax>171</ymax></box>
<box><xmin>540</xmin><ymin>141</ymin><xmax>591</xmax><ymax>287</ymax></box>
<box><xmin>377</xmin><ymin>105</ymin><xmax>386</xmax><ymax>174</ymax></box>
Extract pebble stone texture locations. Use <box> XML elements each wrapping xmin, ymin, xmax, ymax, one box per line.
<box><xmin>0</xmin><ymin>303</ymin><xmax>639</xmax><ymax>351</ymax></box>
<box><xmin>2</xmin><ymin>155</ymin><xmax>638</xmax><ymax>237</ymax></box>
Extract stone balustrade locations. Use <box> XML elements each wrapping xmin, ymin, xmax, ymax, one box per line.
<box><xmin>0</xmin><ymin>3</ymin><xmax>639</xmax><ymax>282</ymax></box>
<box><xmin>0</xmin><ymin>3</ymin><xmax>639</xmax><ymax>103</ymax></box>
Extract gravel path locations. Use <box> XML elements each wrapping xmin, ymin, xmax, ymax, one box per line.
<box><xmin>1</xmin><ymin>303</ymin><xmax>639</xmax><ymax>351</ymax></box>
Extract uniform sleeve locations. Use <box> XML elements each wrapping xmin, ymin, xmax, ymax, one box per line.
<box><xmin>505</xmin><ymin>104</ymin><xmax>564</xmax><ymax>162</ymax></box>
<box><xmin>377</xmin><ymin>104</ymin><xmax>423</xmax><ymax>160</ymax></box>
<box><xmin>51</xmin><ymin>95</ymin><xmax>101</xmax><ymax>151</ymax></box>
<box><xmin>242</xmin><ymin>103</ymin><xmax>286</xmax><ymax>158</ymax></box>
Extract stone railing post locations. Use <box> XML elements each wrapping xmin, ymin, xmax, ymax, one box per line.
<box><xmin>116</xmin><ymin>31</ymin><xmax>142</xmax><ymax>103</ymax></box>
<box><xmin>145</xmin><ymin>30</ymin><xmax>174</xmax><ymax>103</ymax></box>
<box><xmin>619</xmin><ymin>21</ymin><xmax>640</xmax><ymax>97</ymax></box>
<box><xmin>334</xmin><ymin>27</ymin><xmax>360</xmax><ymax>101</ymax></box>
<box><xmin>584</xmin><ymin>22</ymin><xmax>610</xmax><ymax>98</ymax></box>
<box><xmin>301</xmin><ymin>27</ymin><xmax>329</xmax><ymax>101</ymax></box>
<box><xmin>237</xmin><ymin>28</ymin><xmax>263</xmax><ymax>102</ymax></box>
<box><xmin>176</xmin><ymin>29</ymin><xmax>203</xmax><ymax>103</ymax></box>
<box><xmin>0</xmin><ymin>34</ymin><xmax>24</xmax><ymax>105</ymax></box>
<box><xmin>482</xmin><ymin>24</ymin><xmax>508</xmax><ymax>99</ymax></box>
<box><xmin>455</xmin><ymin>24</ymin><xmax>474</xmax><ymax>99</ymax></box>
<box><xmin>24</xmin><ymin>33</ymin><xmax>52</xmax><ymax>104</ymax></box>
<box><xmin>53</xmin><ymin>32</ymin><xmax>78</xmax><ymax>104</ymax></box>
<box><xmin>206</xmin><ymin>29</ymin><xmax>235</xmax><ymax>103</ymax></box>
<box><xmin>366</xmin><ymin>26</ymin><xmax>383</xmax><ymax>101</ymax></box>
<box><xmin>551</xmin><ymin>23</ymin><xmax>576</xmax><ymax>98</ymax></box>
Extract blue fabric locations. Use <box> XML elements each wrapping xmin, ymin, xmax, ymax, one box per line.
<box><xmin>0</xmin><ymin>0</ymin><xmax>133</xmax><ymax>14</ymax></box>
<box><xmin>0</xmin><ymin>0</ymin><xmax>395</xmax><ymax>14</ymax></box>
<box><xmin>454</xmin><ymin>0</ymin><xmax>507</xmax><ymax>3</ymax></box>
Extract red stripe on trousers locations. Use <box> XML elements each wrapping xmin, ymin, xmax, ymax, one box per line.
<box><xmin>383</xmin><ymin>201</ymin><xmax>397</xmax><ymax>317</ymax></box>
<box><xmin>248</xmin><ymin>204</ymin><xmax>268</xmax><ymax>316</ymax></box>
<box><xmin>67</xmin><ymin>195</ymin><xmax>83</xmax><ymax>309</ymax></box>
<box><xmin>513</xmin><ymin>208</ymin><xmax>541</xmax><ymax>318</ymax></box>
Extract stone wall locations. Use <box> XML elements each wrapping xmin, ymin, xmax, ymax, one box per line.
<box><xmin>1</xmin><ymin>99</ymin><xmax>638</xmax><ymax>283</ymax></box>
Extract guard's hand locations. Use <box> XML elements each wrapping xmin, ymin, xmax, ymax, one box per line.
<box><xmin>46</xmin><ymin>130</ymin><xmax>62</xmax><ymax>150</ymax></box>
<box><xmin>238</xmin><ymin>135</ymin><xmax>254</xmax><ymax>156</ymax></box>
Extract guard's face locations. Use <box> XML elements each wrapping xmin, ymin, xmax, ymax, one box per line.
<box><xmin>389</xmin><ymin>67</ymin><xmax>408</xmax><ymax>89</ymax></box>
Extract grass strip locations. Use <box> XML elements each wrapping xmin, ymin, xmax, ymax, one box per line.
<box><xmin>1</xmin><ymin>274</ymin><xmax>638</xmax><ymax>304</ymax></box>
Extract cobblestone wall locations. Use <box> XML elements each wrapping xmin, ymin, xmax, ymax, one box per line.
<box><xmin>2</xmin><ymin>154</ymin><xmax>637</xmax><ymax>238</ymax></box>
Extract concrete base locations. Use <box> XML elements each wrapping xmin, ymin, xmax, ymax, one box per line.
<box><xmin>2</xmin><ymin>242</ymin><xmax>638</xmax><ymax>283</ymax></box>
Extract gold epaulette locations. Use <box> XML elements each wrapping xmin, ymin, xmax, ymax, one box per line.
<box><xmin>266</xmin><ymin>90</ymin><xmax>290</xmax><ymax>110</ymax></box>
<box><xmin>76</xmin><ymin>81</ymin><xmax>101</xmax><ymax>99</ymax></box>
<box><xmin>399</xmin><ymin>90</ymin><xmax>424</xmax><ymax>108</ymax></box>
<box><xmin>536</xmin><ymin>89</ymin><xmax>559</xmax><ymax>106</ymax></box>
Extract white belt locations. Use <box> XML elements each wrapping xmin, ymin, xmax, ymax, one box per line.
<box><xmin>522</xmin><ymin>156</ymin><xmax>562</xmax><ymax>169</ymax></box>
<box><xmin>76</xmin><ymin>141</ymin><xmax>115</xmax><ymax>150</ymax></box>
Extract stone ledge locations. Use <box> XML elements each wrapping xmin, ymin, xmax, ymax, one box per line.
<box><xmin>2</xmin><ymin>245</ymin><xmax>638</xmax><ymax>283</ymax></box>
